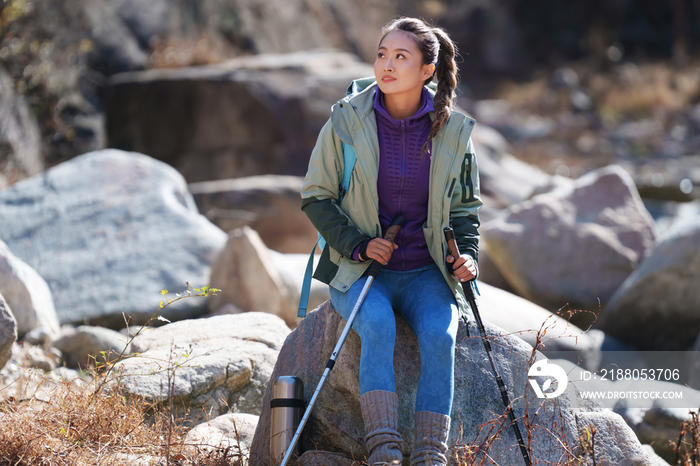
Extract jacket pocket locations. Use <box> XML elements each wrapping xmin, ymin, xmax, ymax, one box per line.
<box><xmin>460</xmin><ymin>156</ymin><xmax>473</xmax><ymax>202</ymax></box>
<box><xmin>447</xmin><ymin>177</ymin><xmax>457</xmax><ymax>199</ymax></box>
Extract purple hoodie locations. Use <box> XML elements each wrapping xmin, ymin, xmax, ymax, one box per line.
<box><xmin>353</xmin><ymin>86</ymin><xmax>435</xmax><ymax>270</ymax></box>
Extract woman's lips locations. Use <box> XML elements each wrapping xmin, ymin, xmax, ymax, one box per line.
<box><xmin>382</xmin><ymin>75</ymin><xmax>396</xmax><ymax>82</ymax></box>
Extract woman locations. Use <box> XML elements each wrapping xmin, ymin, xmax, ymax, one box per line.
<box><xmin>301</xmin><ymin>17</ymin><xmax>481</xmax><ymax>466</ymax></box>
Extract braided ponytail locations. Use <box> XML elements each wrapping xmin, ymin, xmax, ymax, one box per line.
<box><xmin>424</xmin><ymin>27</ymin><xmax>458</xmax><ymax>155</ymax></box>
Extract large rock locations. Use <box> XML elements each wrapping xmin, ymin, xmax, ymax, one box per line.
<box><xmin>0</xmin><ymin>240</ymin><xmax>60</xmax><ymax>339</ymax></box>
<box><xmin>106</xmin><ymin>0</ymin><xmax>391</xmax><ymax>64</ymax></box>
<box><xmin>269</xmin><ymin>251</ymin><xmax>329</xmax><ymax>325</ymax></box>
<box><xmin>596</xmin><ymin>216</ymin><xmax>700</xmax><ymax>350</ymax></box>
<box><xmin>51</xmin><ymin>325</ymin><xmax>130</xmax><ymax>369</ymax></box>
<box><xmin>0</xmin><ymin>66</ymin><xmax>43</xmax><ymax>189</ymax></box>
<box><xmin>0</xmin><ymin>150</ymin><xmax>227</xmax><ymax>328</ymax></box>
<box><xmin>475</xmin><ymin>281</ymin><xmax>606</xmax><ymax>369</ymax></box>
<box><xmin>209</xmin><ymin>0</ymin><xmax>392</xmax><ymax>64</ymax></box>
<box><xmin>209</xmin><ymin>227</ymin><xmax>296</xmax><ymax>328</ymax></box>
<box><xmin>105</xmin><ymin>50</ymin><xmax>374</xmax><ymax>182</ymax></box>
<box><xmin>482</xmin><ymin>165</ymin><xmax>658</xmax><ymax>319</ymax></box>
<box><xmin>0</xmin><ymin>293</ymin><xmax>17</xmax><ymax>371</ymax></box>
<box><xmin>574</xmin><ymin>411</ymin><xmax>666</xmax><ymax>465</ymax></box>
<box><xmin>471</xmin><ymin>123</ymin><xmax>567</xmax><ymax>208</ymax></box>
<box><xmin>185</xmin><ymin>413</ymin><xmax>259</xmax><ymax>458</ymax></box>
<box><xmin>614</xmin><ymin>379</ymin><xmax>700</xmax><ymax>463</ymax></box>
<box><xmin>642</xmin><ymin>445</ymin><xmax>672</xmax><ymax>466</ymax></box>
<box><xmin>2</xmin><ymin>0</ymin><xmax>394</xmax><ymax>170</ymax></box>
<box><xmin>115</xmin><ymin>313</ymin><xmax>290</xmax><ymax>425</ymax></box>
<box><xmin>249</xmin><ymin>301</ymin><xmax>654</xmax><ymax>466</ymax></box>
<box><xmin>189</xmin><ymin>175</ymin><xmax>317</xmax><ymax>254</ymax></box>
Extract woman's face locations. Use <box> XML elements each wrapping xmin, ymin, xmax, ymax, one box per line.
<box><xmin>374</xmin><ymin>30</ymin><xmax>435</xmax><ymax>98</ymax></box>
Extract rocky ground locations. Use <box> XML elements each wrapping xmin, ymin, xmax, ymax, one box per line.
<box><xmin>1</xmin><ymin>147</ymin><xmax>698</xmax><ymax>465</ymax></box>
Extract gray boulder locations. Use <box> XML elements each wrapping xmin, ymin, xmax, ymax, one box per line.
<box><xmin>0</xmin><ymin>240</ymin><xmax>60</xmax><ymax>339</ymax></box>
<box><xmin>596</xmin><ymin>216</ymin><xmax>700</xmax><ymax>350</ymax></box>
<box><xmin>189</xmin><ymin>175</ymin><xmax>317</xmax><ymax>254</ymax></box>
<box><xmin>574</xmin><ymin>411</ymin><xmax>663</xmax><ymax>465</ymax></box>
<box><xmin>0</xmin><ymin>293</ymin><xmax>17</xmax><ymax>371</ymax></box>
<box><xmin>471</xmin><ymin>123</ymin><xmax>566</xmax><ymax>208</ymax></box>
<box><xmin>475</xmin><ymin>281</ymin><xmax>603</xmax><ymax>369</ymax></box>
<box><xmin>614</xmin><ymin>379</ymin><xmax>700</xmax><ymax>463</ymax></box>
<box><xmin>0</xmin><ymin>149</ymin><xmax>227</xmax><ymax>328</ymax></box>
<box><xmin>0</xmin><ymin>66</ymin><xmax>43</xmax><ymax>189</ymax></box>
<box><xmin>12</xmin><ymin>342</ymin><xmax>61</xmax><ymax>373</ymax></box>
<box><xmin>249</xmin><ymin>301</ymin><xmax>654</xmax><ymax>465</ymax></box>
<box><xmin>642</xmin><ymin>445</ymin><xmax>672</xmax><ymax>466</ymax></box>
<box><xmin>105</xmin><ymin>50</ymin><xmax>374</xmax><ymax>183</ymax></box>
<box><xmin>482</xmin><ymin>165</ymin><xmax>658</xmax><ymax>320</ymax></box>
<box><xmin>185</xmin><ymin>412</ymin><xmax>259</xmax><ymax>457</ymax></box>
<box><xmin>269</xmin><ymin>251</ymin><xmax>329</xmax><ymax>326</ymax></box>
<box><xmin>115</xmin><ymin>313</ymin><xmax>290</xmax><ymax>425</ymax></box>
<box><xmin>474</xmin><ymin>243</ymin><xmax>515</xmax><ymax>293</ymax></box>
<box><xmin>51</xmin><ymin>325</ymin><xmax>130</xmax><ymax>369</ymax></box>
<box><xmin>209</xmin><ymin>227</ymin><xmax>296</xmax><ymax>328</ymax></box>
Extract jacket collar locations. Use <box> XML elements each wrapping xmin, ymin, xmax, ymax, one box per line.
<box><xmin>373</xmin><ymin>86</ymin><xmax>434</xmax><ymax>130</ymax></box>
<box><xmin>330</xmin><ymin>77</ymin><xmax>476</xmax><ymax>149</ymax></box>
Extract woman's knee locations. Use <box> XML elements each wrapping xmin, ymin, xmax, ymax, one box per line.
<box><xmin>418</xmin><ymin>328</ymin><xmax>456</xmax><ymax>360</ymax></box>
<box><xmin>359</xmin><ymin>309</ymin><xmax>397</xmax><ymax>344</ymax></box>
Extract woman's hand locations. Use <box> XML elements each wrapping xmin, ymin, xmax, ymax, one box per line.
<box><xmin>447</xmin><ymin>254</ymin><xmax>477</xmax><ymax>282</ymax></box>
<box><xmin>363</xmin><ymin>238</ymin><xmax>398</xmax><ymax>265</ymax></box>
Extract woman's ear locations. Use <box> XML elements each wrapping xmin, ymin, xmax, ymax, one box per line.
<box><xmin>422</xmin><ymin>63</ymin><xmax>436</xmax><ymax>80</ymax></box>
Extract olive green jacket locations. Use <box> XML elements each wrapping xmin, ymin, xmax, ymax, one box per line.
<box><xmin>301</xmin><ymin>77</ymin><xmax>482</xmax><ymax>315</ymax></box>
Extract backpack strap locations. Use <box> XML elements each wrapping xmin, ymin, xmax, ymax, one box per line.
<box><xmin>297</xmin><ymin>141</ymin><xmax>356</xmax><ymax>317</ymax></box>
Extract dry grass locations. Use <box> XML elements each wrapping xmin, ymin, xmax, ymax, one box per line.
<box><xmin>0</xmin><ymin>378</ymin><xmax>246</xmax><ymax>466</ymax></box>
<box><xmin>496</xmin><ymin>59</ymin><xmax>700</xmax><ymax>121</ymax></box>
<box><xmin>0</xmin><ymin>286</ymin><xmax>245</xmax><ymax>466</ymax></box>
<box><xmin>673</xmin><ymin>410</ymin><xmax>700</xmax><ymax>466</ymax></box>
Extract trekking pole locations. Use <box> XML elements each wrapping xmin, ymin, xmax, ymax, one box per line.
<box><xmin>444</xmin><ymin>227</ymin><xmax>532</xmax><ymax>466</ymax></box>
<box><xmin>279</xmin><ymin>215</ymin><xmax>405</xmax><ymax>466</ymax></box>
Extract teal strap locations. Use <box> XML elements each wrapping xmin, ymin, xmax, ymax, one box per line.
<box><xmin>297</xmin><ymin>142</ymin><xmax>356</xmax><ymax>318</ymax></box>
<box><xmin>298</xmin><ymin>234</ymin><xmax>324</xmax><ymax>318</ymax></box>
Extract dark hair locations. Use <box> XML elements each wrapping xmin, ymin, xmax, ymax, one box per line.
<box><xmin>379</xmin><ymin>17</ymin><xmax>459</xmax><ymax>155</ymax></box>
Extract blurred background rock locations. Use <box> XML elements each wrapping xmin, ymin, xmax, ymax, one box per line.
<box><xmin>1</xmin><ymin>0</ymin><xmax>698</xmax><ymax>193</ymax></box>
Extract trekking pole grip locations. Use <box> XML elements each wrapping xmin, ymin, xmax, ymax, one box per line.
<box><xmin>444</xmin><ymin>227</ymin><xmax>476</xmax><ymax>301</ymax></box>
<box><xmin>367</xmin><ymin>215</ymin><xmax>405</xmax><ymax>278</ymax></box>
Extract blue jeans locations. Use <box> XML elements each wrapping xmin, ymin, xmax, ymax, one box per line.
<box><xmin>329</xmin><ymin>263</ymin><xmax>458</xmax><ymax>415</ymax></box>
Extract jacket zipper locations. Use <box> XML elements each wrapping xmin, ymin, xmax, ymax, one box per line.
<box><xmin>399</xmin><ymin>120</ymin><xmax>406</xmax><ymax>269</ymax></box>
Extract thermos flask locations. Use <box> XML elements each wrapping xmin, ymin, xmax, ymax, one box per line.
<box><xmin>270</xmin><ymin>376</ymin><xmax>305</xmax><ymax>465</ymax></box>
